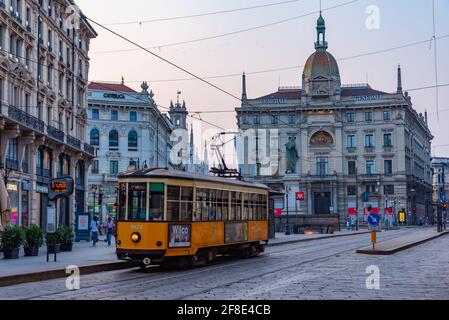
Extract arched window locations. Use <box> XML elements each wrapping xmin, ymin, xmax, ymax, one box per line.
<box><xmin>90</xmin><ymin>128</ymin><xmax>99</xmax><ymax>146</ymax></box>
<box><xmin>76</xmin><ymin>161</ymin><xmax>84</xmax><ymax>186</ymax></box>
<box><xmin>128</xmin><ymin>131</ymin><xmax>138</xmax><ymax>149</ymax></box>
<box><xmin>109</xmin><ymin>130</ymin><xmax>119</xmax><ymax>149</ymax></box>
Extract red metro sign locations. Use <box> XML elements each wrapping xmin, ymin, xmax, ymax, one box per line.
<box><xmin>296</xmin><ymin>192</ymin><xmax>305</xmax><ymax>201</ymax></box>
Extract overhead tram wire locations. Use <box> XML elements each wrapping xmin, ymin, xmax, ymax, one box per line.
<box><xmin>84</xmin><ymin>15</ymin><xmax>445</xmax><ymax>169</ymax></box>
<box><xmin>105</xmin><ymin>0</ymin><xmax>303</xmax><ymax>26</ymax></box>
<box><xmin>91</xmin><ymin>0</ymin><xmax>359</xmax><ymax>54</ymax></box>
<box><xmin>90</xmin><ymin>34</ymin><xmax>449</xmax><ymax>83</ymax></box>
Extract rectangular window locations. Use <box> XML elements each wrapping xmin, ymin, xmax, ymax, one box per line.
<box><xmin>347</xmin><ymin>185</ymin><xmax>356</xmax><ymax>196</ymax></box>
<box><xmin>383</xmin><ymin>133</ymin><xmax>392</xmax><ymax>147</ymax></box>
<box><xmin>129</xmin><ymin>111</ymin><xmax>137</xmax><ymax>122</ymax></box>
<box><xmin>347</xmin><ymin>112</ymin><xmax>355</xmax><ymax>123</ymax></box>
<box><xmin>365</xmin><ymin>112</ymin><xmax>373</xmax><ymax>122</ymax></box>
<box><xmin>271</xmin><ymin>115</ymin><xmax>279</xmax><ymax>125</ymax></box>
<box><xmin>348</xmin><ymin>161</ymin><xmax>357</xmax><ymax>175</ymax></box>
<box><xmin>383</xmin><ymin>111</ymin><xmax>391</xmax><ymax>121</ymax></box>
<box><xmin>366</xmin><ymin>160</ymin><xmax>375</xmax><ymax>175</ymax></box>
<box><xmin>253</xmin><ymin>115</ymin><xmax>260</xmax><ymax>125</ymax></box>
<box><xmin>111</xmin><ymin>110</ymin><xmax>118</xmax><ymax>121</ymax></box>
<box><xmin>347</xmin><ymin>135</ymin><xmax>356</xmax><ymax>148</ymax></box>
<box><xmin>288</xmin><ymin>114</ymin><xmax>296</xmax><ymax>125</ymax></box>
<box><xmin>384</xmin><ymin>185</ymin><xmax>394</xmax><ymax>195</ymax></box>
<box><xmin>128</xmin><ymin>183</ymin><xmax>147</xmax><ymax>221</ymax></box>
<box><xmin>365</xmin><ymin>134</ymin><xmax>374</xmax><ymax>148</ymax></box>
<box><xmin>110</xmin><ymin>160</ymin><xmax>119</xmax><ymax>175</ymax></box>
<box><xmin>317</xmin><ymin>157</ymin><xmax>328</xmax><ymax>176</ymax></box>
<box><xmin>91</xmin><ymin>109</ymin><xmax>99</xmax><ymax>120</ymax></box>
<box><xmin>384</xmin><ymin>160</ymin><xmax>393</xmax><ymax>175</ymax></box>
<box><xmin>91</xmin><ymin>160</ymin><xmax>99</xmax><ymax>174</ymax></box>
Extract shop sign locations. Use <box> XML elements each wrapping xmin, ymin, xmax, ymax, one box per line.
<box><xmin>168</xmin><ymin>224</ymin><xmax>191</xmax><ymax>248</ymax></box>
<box><xmin>21</xmin><ymin>182</ymin><xmax>32</xmax><ymax>191</ymax></box>
<box><xmin>6</xmin><ymin>183</ymin><xmax>18</xmax><ymax>192</ymax></box>
<box><xmin>36</xmin><ymin>185</ymin><xmax>49</xmax><ymax>194</ymax></box>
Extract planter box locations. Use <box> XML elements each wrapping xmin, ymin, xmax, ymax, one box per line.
<box><xmin>60</xmin><ymin>243</ymin><xmax>73</xmax><ymax>252</ymax></box>
<box><xmin>3</xmin><ymin>248</ymin><xmax>20</xmax><ymax>259</ymax></box>
<box><xmin>24</xmin><ymin>246</ymin><xmax>40</xmax><ymax>257</ymax></box>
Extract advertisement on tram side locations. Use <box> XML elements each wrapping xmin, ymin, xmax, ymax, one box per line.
<box><xmin>225</xmin><ymin>222</ymin><xmax>248</xmax><ymax>243</ymax></box>
<box><xmin>168</xmin><ymin>224</ymin><xmax>191</xmax><ymax>248</ymax></box>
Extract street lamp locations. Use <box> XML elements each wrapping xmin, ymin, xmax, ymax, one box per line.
<box><xmin>285</xmin><ymin>186</ymin><xmax>292</xmax><ymax>235</ymax></box>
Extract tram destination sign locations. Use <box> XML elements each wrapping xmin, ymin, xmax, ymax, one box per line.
<box><xmin>49</xmin><ymin>177</ymin><xmax>74</xmax><ymax>201</ymax></box>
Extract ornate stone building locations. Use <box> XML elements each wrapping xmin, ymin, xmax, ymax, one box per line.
<box><xmin>431</xmin><ymin>157</ymin><xmax>449</xmax><ymax>214</ymax></box>
<box><xmin>87</xmin><ymin>81</ymin><xmax>174</xmax><ymax>219</ymax></box>
<box><xmin>236</xmin><ymin>13</ymin><xmax>433</xmax><ymax>227</ymax></box>
<box><xmin>0</xmin><ymin>0</ymin><xmax>96</xmax><ymax>230</ymax></box>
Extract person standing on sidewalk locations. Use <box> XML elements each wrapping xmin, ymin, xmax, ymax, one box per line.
<box><xmin>90</xmin><ymin>216</ymin><xmax>99</xmax><ymax>246</ymax></box>
<box><xmin>105</xmin><ymin>216</ymin><xmax>115</xmax><ymax>246</ymax></box>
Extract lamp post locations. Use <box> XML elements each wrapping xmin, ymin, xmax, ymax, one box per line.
<box><xmin>285</xmin><ymin>186</ymin><xmax>292</xmax><ymax>235</ymax></box>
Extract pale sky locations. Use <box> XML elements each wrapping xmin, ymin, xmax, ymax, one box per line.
<box><xmin>77</xmin><ymin>0</ymin><xmax>449</xmax><ymax>158</ymax></box>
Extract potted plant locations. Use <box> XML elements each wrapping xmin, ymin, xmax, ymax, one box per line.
<box><xmin>46</xmin><ymin>229</ymin><xmax>62</xmax><ymax>254</ymax></box>
<box><xmin>24</xmin><ymin>224</ymin><xmax>44</xmax><ymax>256</ymax></box>
<box><xmin>1</xmin><ymin>226</ymin><xmax>25</xmax><ymax>259</ymax></box>
<box><xmin>59</xmin><ymin>225</ymin><xmax>74</xmax><ymax>252</ymax></box>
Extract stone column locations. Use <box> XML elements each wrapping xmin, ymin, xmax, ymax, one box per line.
<box><xmin>307</xmin><ymin>182</ymin><xmax>313</xmax><ymax>215</ymax></box>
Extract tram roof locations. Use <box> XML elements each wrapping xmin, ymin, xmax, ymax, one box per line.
<box><xmin>119</xmin><ymin>168</ymin><xmax>269</xmax><ymax>191</ymax></box>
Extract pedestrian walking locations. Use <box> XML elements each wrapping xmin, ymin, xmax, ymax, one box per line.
<box><xmin>105</xmin><ymin>216</ymin><xmax>115</xmax><ymax>246</ymax></box>
<box><xmin>90</xmin><ymin>216</ymin><xmax>99</xmax><ymax>246</ymax></box>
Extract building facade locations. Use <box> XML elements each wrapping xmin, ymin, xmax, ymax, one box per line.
<box><xmin>0</xmin><ymin>0</ymin><xmax>96</xmax><ymax>230</ymax></box>
<box><xmin>431</xmin><ymin>157</ymin><xmax>449</xmax><ymax>213</ymax></box>
<box><xmin>87</xmin><ymin>81</ymin><xmax>174</xmax><ymax>219</ymax></box>
<box><xmin>236</xmin><ymin>13</ymin><xmax>433</xmax><ymax>227</ymax></box>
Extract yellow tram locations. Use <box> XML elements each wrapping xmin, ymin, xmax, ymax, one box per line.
<box><xmin>116</xmin><ymin>168</ymin><xmax>269</xmax><ymax>267</ymax></box>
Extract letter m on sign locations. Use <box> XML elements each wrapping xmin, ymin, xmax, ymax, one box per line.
<box><xmin>296</xmin><ymin>192</ymin><xmax>305</xmax><ymax>201</ymax></box>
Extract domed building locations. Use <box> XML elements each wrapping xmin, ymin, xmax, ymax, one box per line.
<box><xmin>236</xmin><ymin>13</ymin><xmax>433</xmax><ymax>230</ymax></box>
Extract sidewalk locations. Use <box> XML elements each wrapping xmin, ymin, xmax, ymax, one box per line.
<box><xmin>356</xmin><ymin>228</ymin><xmax>449</xmax><ymax>255</ymax></box>
<box><xmin>268</xmin><ymin>229</ymin><xmax>371</xmax><ymax>246</ymax></box>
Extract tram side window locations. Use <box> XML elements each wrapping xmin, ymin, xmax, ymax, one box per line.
<box><xmin>221</xmin><ymin>191</ymin><xmax>229</xmax><ymax>221</ymax></box>
<box><xmin>180</xmin><ymin>187</ymin><xmax>193</xmax><ymax>221</ymax></box>
<box><xmin>195</xmin><ymin>189</ymin><xmax>207</xmax><ymax>221</ymax></box>
<box><xmin>231</xmin><ymin>192</ymin><xmax>241</xmax><ymax>221</ymax></box>
<box><xmin>209</xmin><ymin>189</ymin><xmax>217</xmax><ymax>221</ymax></box>
<box><xmin>149</xmin><ymin>183</ymin><xmax>164</xmax><ymax>221</ymax></box>
<box><xmin>167</xmin><ymin>186</ymin><xmax>180</xmax><ymax>221</ymax></box>
<box><xmin>242</xmin><ymin>194</ymin><xmax>249</xmax><ymax>221</ymax></box>
<box><xmin>118</xmin><ymin>183</ymin><xmax>127</xmax><ymax>221</ymax></box>
<box><xmin>128</xmin><ymin>183</ymin><xmax>147</xmax><ymax>221</ymax></box>
<box><xmin>167</xmin><ymin>186</ymin><xmax>193</xmax><ymax>221</ymax></box>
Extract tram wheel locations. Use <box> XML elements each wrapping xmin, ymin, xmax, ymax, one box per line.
<box><xmin>206</xmin><ymin>249</ymin><xmax>217</xmax><ymax>263</ymax></box>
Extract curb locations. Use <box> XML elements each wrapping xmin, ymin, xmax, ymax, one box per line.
<box><xmin>267</xmin><ymin>230</ymin><xmax>372</xmax><ymax>247</ymax></box>
<box><xmin>356</xmin><ymin>231</ymin><xmax>449</xmax><ymax>255</ymax></box>
<box><xmin>0</xmin><ymin>261</ymin><xmax>134</xmax><ymax>288</ymax></box>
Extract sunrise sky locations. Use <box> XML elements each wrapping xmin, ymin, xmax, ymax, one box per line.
<box><xmin>77</xmin><ymin>0</ymin><xmax>449</xmax><ymax>158</ymax></box>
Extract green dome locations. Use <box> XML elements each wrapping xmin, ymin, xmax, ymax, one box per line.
<box><xmin>303</xmin><ymin>50</ymin><xmax>340</xmax><ymax>79</ymax></box>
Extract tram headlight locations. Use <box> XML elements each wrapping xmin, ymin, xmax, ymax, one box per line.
<box><xmin>130</xmin><ymin>232</ymin><xmax>141</xmax><ymax>243</ymax></box>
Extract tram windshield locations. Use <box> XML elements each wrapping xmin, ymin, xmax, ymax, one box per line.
<box><xmin>128</xmin><ymin>183</ymin><xmax>147</xmax><ymax>221</ymax></box>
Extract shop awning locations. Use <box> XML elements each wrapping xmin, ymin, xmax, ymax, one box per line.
<box><xmin>0</xmin><ymin>169</ymin><xmax>11</xmax><ymax>228</ymax></box>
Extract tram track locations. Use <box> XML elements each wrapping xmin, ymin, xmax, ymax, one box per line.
<box><xmin>11</xmin><ymin>229</ymin><xmax>411</xmax><ymax>300</ymax></box>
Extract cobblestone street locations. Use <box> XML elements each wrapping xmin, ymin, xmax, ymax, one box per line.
<box><xmin>1</xmin><ymin>228</ymin><xmax>448</xmax><ymax>300</ymax></box>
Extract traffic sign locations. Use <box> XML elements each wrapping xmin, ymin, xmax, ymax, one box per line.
<box><xmin>295</xmin><ymin>192</ymin><xmax>305</xmax><ymax>201</ymax></box>
<box><xmin>440</xmin><ymin>194</ymin><xmax>447</xmax><ymax>202</ymax></box>
<box><xmin>367</xmin><ymin>213</ymin><xmax>380</xmax><ymax>226</ymax></box>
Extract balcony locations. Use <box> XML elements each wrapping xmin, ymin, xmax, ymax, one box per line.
<box><xmin>8</xmin><ymin>105</ymin><xmax>45</xmax><ymax>132</ymax></box>
<box><xmin>67</xmin><ymin>135</ymin><xmax>81</xmax><ymax>149</ymax></box>
<box><xmin>84</xmin><ymin>143</ymin><xmax>95</xmax><ymax>156</ymax></box>
<box><xmin>47</xmin><ymin>125</ymin><xmax>64</xmax><ymax>142</ymax></box>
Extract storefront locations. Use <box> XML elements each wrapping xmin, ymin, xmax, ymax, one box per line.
<box><xmin>36</xmin><ymin>184</ymin><xmax>49</xmax><ymax>231</ymax></box>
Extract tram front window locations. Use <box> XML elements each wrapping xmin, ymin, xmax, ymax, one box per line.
<box><xmin>128</xmin><ymin>183</ymin><xmax>147</xmax><ymax>221</ymax></box>
<box><xmin>149</xmin><ymin>183</ymin><xmax>165</xmax><ymax>221</ymax></box>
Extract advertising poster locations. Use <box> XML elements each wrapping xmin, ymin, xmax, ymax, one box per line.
<box><xmin>78</xmin><ymin>215</ymin><xmax>89</xmax><ymax>230</ymax></box>
<box><xmin>225</xmin><ymin>222</ymin><xmax>248</xmax><ymax>244</ymax></box>
<box><xmin>169</xmin><ymin>224</ymin><xmax>191</xmax><ymax>248</ymax></box>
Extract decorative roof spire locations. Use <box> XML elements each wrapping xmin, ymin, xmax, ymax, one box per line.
<box><xmin>121</xmin><ymin>76</ymin><xmax>124</xmax><ymax>85</ymax></box>
<box><xmin>397</xmin><ymin>64</ymin><xmax>403</xmax><ymax>94</ymax></box>
<box><xmin>315</xmin><ymin>11</ymin><xmax>328</xmax><ymax>50</ymax></box>
<box><xmin>242</xmin><ymin>72</ymin><xmax>247</xmax><ymax>101</ymax></box>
